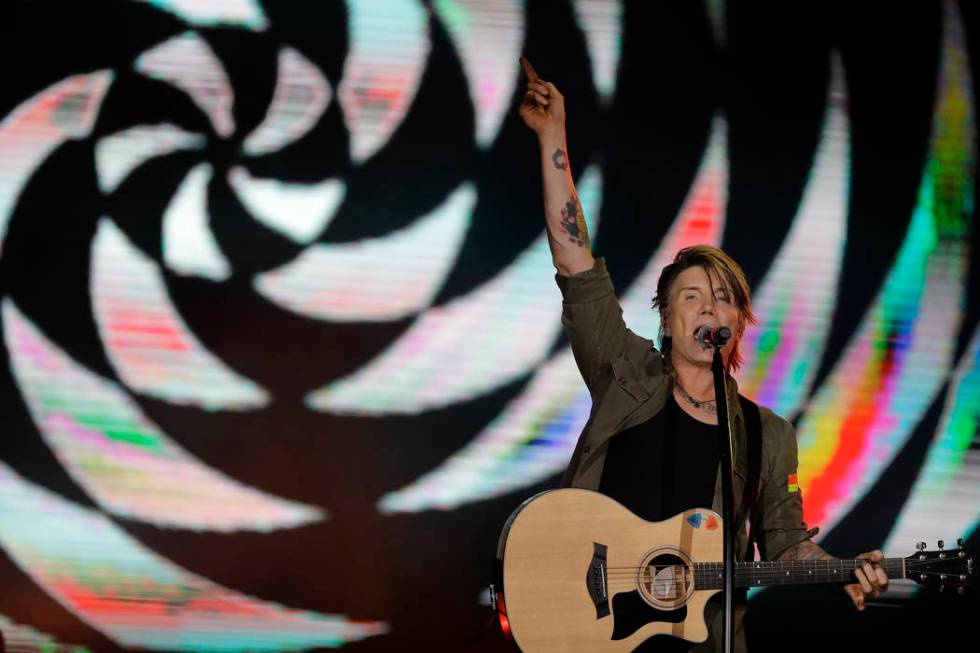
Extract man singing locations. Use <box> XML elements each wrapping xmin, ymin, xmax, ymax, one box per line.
<box><xmin>517</xmin><ymin>57</ymin><xmax>888</xmax><ymax>652</ymax></box>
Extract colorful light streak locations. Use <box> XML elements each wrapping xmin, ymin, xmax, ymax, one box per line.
<box><xmin>885</xmin><ymin>324</ymin><xmax>980</xmax><ymax>554</ymax></box>
<box><xmin>735</xmin><ymin>60</ymin><xmax>848</xmax><ymax>417</ymax></box>
<box><xmin>0</xmin><ymin>462</ymin><xmax>382</xmax><ymax>651</ymax></box>
<box><xmin>0</xmin><ymin>72</ymin><xmax>112</xmax><ymax>254</ymax></box>
<box><xmin>0</xmin><ymin>614</ymin><xmax>89</xmax><ymax>653</ymax></box>
<box><xmin>4</xmin><ymin>298</ymin><xmax>319</xmax><ymax>531</ymax></box>
<box><xmin>797</xmin><ymin>5</ymin><xmax>973</xmax><ymax>531</ymax></box>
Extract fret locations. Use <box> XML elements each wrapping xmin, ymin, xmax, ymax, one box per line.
<box><xmin>691</xmin><ymin>558</ymin><xmax>907</xmax><ymax>590</ymax></box>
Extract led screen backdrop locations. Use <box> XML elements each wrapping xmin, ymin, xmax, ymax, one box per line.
<box><xmin>0</xmin><ymin>0</ymin><xmax>978</xmax><ymax>651</ymax></box>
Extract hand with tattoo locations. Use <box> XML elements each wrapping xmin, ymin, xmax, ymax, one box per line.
<box><xmin>518</xmin><ymin>56</ymin><xmax>565</xmax><ymax>141</ymax></box>
<box><xmin>778</xmin><ymin>540</ymin><xmax>889</xmax><ymax>611</ymax></box>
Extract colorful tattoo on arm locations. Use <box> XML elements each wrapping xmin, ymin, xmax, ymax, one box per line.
<box><xmin>551</xmin><ymin>148</ymin><xmax>567</xmax><ymax>170</ymax></box>
<box><xmin>559</xmin><ymin>194</ymin><xmax>589</xmax><ymax>248</ymax></box>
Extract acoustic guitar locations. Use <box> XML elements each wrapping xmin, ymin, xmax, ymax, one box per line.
<box><xmin>495</xmin><ymin>488</ymin><xmax>974</xmax><ymax>652</ymax></box>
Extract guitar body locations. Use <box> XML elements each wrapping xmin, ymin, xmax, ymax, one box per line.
<box><xmin>498</xmin><ymin>488</ymin><xmax>722</xmax><ymax>652</ymax></box>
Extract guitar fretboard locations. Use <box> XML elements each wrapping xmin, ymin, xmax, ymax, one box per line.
<box><xmin>692</xmin><ymin>558</ymin><xmax>906</xmax><ymax>590</ymax></box>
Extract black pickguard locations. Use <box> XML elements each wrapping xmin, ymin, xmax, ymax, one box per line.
<box><xmin>610</xmin><ymin>590</ymin><xmax>687</xmax><ymax>641</ymax></box>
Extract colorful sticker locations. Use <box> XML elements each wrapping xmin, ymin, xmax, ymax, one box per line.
<box><xmin>788</xmin><ymin>473</ymin><xmax>800</xmax><ymax>493</ymax></box>
<box><xmin>705</xmin><ymin>514</ymin><xmax>719</xmax><ymax>531</ymax></box>
<box><xmin>686</xmin><ymin>513</ymin><xmax>703</xmax><ymax>529</ymax></box>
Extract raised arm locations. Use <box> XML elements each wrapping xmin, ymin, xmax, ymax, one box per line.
<box><xmin>518</xmin><ymin>57</ymin><xmax>595</xmax><ymax>277</ymax></box>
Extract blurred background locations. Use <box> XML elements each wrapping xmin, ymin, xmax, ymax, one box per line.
<box><xmin>0</xmin><ymin>0</ymin><xmax>977</xmax><ymax>651</ymax></box>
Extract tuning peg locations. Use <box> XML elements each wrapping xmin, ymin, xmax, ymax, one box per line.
<box><xmin>938</xmin><ymin>540</ymin><xmax>945</xmax><ymax>550</ymax></box>
<box><xmin>916</xmin><ymin>541</ymin><xmax>926</xmax><ymax>551</ymax></box>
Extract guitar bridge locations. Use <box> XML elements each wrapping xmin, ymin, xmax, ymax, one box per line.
<box><xmin>586</xmin><ymin>542</ymin><xmax>610</xmax><ymax>619</ymax></box>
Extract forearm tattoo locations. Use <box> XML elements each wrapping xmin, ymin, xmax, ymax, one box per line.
<box><xmin>559</xmin><ymin>194</ymin><xmax>589</xmax><ymax>248</ymax></box>
<box><xmin>551</xmin><ymin>148</ymin><xmax>567</xmax><ymax>170</ymax></box>
<box><xmin>776</xmin><ymin>539</ymin><xmax>834</xmax><ymax>561</ymax></box>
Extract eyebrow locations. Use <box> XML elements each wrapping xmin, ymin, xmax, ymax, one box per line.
<box><xmin>678</xmin><ymin>285</ymin><xmax>730</xmax><ymax>292</ymax></box>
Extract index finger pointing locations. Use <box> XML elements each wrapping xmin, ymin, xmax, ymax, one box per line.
<box><xmin>519</xmin><ymin>56</ymin><xmax>539</xmax><ymax>81</ymax></box>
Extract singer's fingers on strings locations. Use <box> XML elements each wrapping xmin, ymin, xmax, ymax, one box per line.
<box><xmin>520</xmin><ymin>56</ymin><xmax>539</xmax><ymax>82</ymax></box>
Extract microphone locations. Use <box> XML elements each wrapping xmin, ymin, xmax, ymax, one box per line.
<box><xmin>694</xmin><ymin>325</ymin><xmax>732</xmax><ymax>348</ymax></box>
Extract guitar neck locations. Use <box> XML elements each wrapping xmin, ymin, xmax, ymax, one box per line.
<box><xmin>693</xmin><ymin>558</ymin><xmax>906</xmax><ymax>590</ymax></box>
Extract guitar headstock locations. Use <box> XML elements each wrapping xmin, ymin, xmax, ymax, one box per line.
<box><xmin>906</xmin><ymin>539</ymin><xmax>975</xmax><ymax>593</ymax></box>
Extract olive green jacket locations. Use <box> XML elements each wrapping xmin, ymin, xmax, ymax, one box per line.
<box><xmin>556</xmin><ymin>258</ymin><xmax>818</xmax><ymax>651</ymax></box>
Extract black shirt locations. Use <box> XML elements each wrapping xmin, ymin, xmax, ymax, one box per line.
<box><xmin>599</xmin><ymin>396</ymin><xmax>721</xmax><ymax>521</ymax></box>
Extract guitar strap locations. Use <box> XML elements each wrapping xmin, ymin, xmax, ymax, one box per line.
<box><xmin>737</xmin><ymin>395</ymin><xmax>763</xmax><ymax>562</ymax></box>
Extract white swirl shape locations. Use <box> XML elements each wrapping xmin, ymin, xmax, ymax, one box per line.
<box><xmin>136</xmin><ymin>31</ymin><xmax>236</xmax><ymax>138</ymax></box>
<box><xmin>339</xmin><ymin>0</ymin><xmax>430</xmax><ymax>163</ymax></box>
<box><xmin>572</xmin><ymin>0</ymin><xmax>625</xmax><ymax>102</ymax></box>
<box><xmin>434</xmin><ymin>0</ymin><xmax>524</xmax><ymax>147</ymax></box>
<box><xmin>255</xmin><ymin>181</ymin><xmax>475</xmax><ymax>323</ymax></box>
<box><xmin>243</xmin><ymin>47</ymin><xmax>332</xmax><ymax>156</ymax></box>
<box><xmin>91</xmin><ymin>218</ymin><xmax>270</xmax><ymax>409</ymax></box>
<box><xmin>306</xmin><ymin>168</ymin><xmax>600</xmax><ymax>414</ymax></box>
<box><xmin>139</xmin><ymin>0</ymin><xmax>270</xmax><ymax>31</ymax></box>
<box><xmin>228</xmin><ymin>166</ymin><xmax>346</xmax><ymax>244</ymax></box>
<box><xmin>95</xmin><ymin>123</ymin><xmax>207</xmax><ymax>194</ymax></box>
<box><xmin>162</xmin><ymin>162</ymin><xmax>233</xmax><ymax>280</ymax></box>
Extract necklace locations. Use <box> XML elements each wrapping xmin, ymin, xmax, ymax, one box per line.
<box><xmin>674</xmin><ymin>379</ymin><xmax>717</xmax><ymax>414</ymax></box>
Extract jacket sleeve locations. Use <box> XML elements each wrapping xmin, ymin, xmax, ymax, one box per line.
<box><xmin>754</xmin><ymin>412</ymin><xmax>819</xmax><ymax>560</ymax></box>
<box><xmin>556</xmin><ymin>257</ymin><xmax>642</xmax><ymax>396</ymax></box>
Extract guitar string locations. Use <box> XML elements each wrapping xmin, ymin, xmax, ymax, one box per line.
<box><xmin>599</xmin><ymin>561</ymin><xmax>959</xmax><ymax>582</ymax></box>
<box><xmin>601</xmin><ymin>559</ymin><xmax>948</xmax><ymax>572</ymax></box>
<box><xmin>600</xmin><ymin>565</ymin><xmax>961</xmax><ymax>590</ymax></box>
<box><xmin>601</xmin><ymin>568</ymin><xmax>951</xmax><ymax>579</ymax></box>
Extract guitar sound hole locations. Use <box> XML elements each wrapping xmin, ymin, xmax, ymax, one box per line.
<box><xmin>641</xmin><ymin>553</ymin><xmax>691</xmax><ymax>606</ymax></box>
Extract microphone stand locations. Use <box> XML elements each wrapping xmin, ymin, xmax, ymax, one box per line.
<box><xmin>710</xmin><ymin>342</ymin><xmax>736</xmax><ymax>653</ymax></box>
